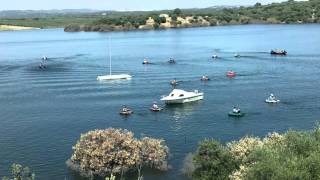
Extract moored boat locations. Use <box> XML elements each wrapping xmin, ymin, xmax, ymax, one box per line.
<box><xmin>226</xmin><ymin>71</ymin><xmax>236</xmax><ymax>78</ymax></box>
<box><xmin>201</xmin><ymin>75</ymin><xmax>210</xmax><ymax>81</ymax></box>
<box><xmin>119</xmin><ymin>106</ymin><xmax>133</xmax><ymax>116</ymax></box>
<box><xmin>142</xmin><ymin>59</ymin><xmax>150</xmax><ymax>64</ymax></box>
<box><xmin>161</xmin><ymin>89</ymin><xmax>204</xmax><ymax>104</ymax></box>
<box><xmin>265</xmin><ymin>93</ymin><xmax>280</xmax><ymax>103</ymax></box>
<box><xmin>228</xmin><ymin>111</ymin><xmax>245</xmax><ymax>117</ymax></box>
<box><xmin>97</xmin><ymin>74</ymin><xmax>132</xmax><ymax>80</ymax></box>
<box><xmin>270</xmin><ymin>49</ymin><xmax>287</xmax><ymax>55</ymax></box>
<box><xmin>168</xmin><ymin>58</ymin><xmax>176</xmax><ymax>64</ymax></box>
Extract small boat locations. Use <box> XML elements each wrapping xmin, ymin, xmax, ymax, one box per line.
<box><xmin>265</xmin><ymin>94</ymin><xmax>280</xmax><ymax>103</ymax></box>
<box><xmin>228</xmin><ymin>111</ymin><xmax>245</xmax><ymax>117</ymax></box>
<box><xmin>119</xmin><ymin>107</ymin><xmax>133</xmax><ymax>116</ymax></box>
<box><xmin>201</xmin><ymin>75</ymin><xmax>210</xmax><ymax>81</ymax></box>
<box><xmin>270</xmin><ymin>49</ymin><xmax>287</xmax><ymax>55</ymax></box>
<box><xmin>142</xmin><ymin>59</ymin><xmax>150</xmax><ymax>64</ymax></box>
<box><xmin>234</xmin><ymin>53</ymin><xmax>241</xmax><ymax>58</ymax></box>
<box><xmin>212</xmin><ymin>55</ymin><xmax>218</xmax><ymax>59</ymax></box>
<box><xmin>161</xmin><ymin>89</ymin><xmax>204</xmax><ymax>104</ymax></box>
<box><xmin>168</xmin><ymin>58</ymin><xmax>176</xmax><ymax>64</ymax></box>
<box><xmin>226</xmin><ymin>71</ymin><xmax>236</xmax><ymax>78</ymax></box>
<box><xmin>150</xmin><ymin>107</ymin><xmax>162</xmax><ymax>112</ymax></box>
<box><xmin>265</xmin><ymin>98</ymin><xmax>280</xmax><ymax>103</ymax></box>
<box><xmin>150</xmin><ymin>102</ymin><xmax>162</xmax><ymax>112</ymax></box>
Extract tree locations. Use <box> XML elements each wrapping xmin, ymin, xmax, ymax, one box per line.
<box><xmin>173</xmin><ymin>8</ymin><xmax>182</xmax><ymax>16</ymax></box>
<box><xmin>68</xmin><ymin>128</ymin><xmax>169</xmax><ymax>179</ymax></box>
<box><xmin>1</xmin><ymin>163</ymin><xmax>35</xmax><ymax>180</ymax></box>
<box><xmin>254</xmin><ymin>2</ymin><xmax>262</xmax><ymax>7</ymax></box>
<box><xmin>192</xmin><ymin>140</ymin><xmax>239</xmax><ymax>180</ymax></box>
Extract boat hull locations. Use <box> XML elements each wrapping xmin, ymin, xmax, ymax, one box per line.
<box><xmin>265</xmin><ymin>99</ymin><xmax>280</xmax><ymax>103</ymax></box>
<box><xmin>228</xmin><ymin>112</ymin><xmax>245</xmax><ymax>117</ymax></box>
<box><xmin>97</xmin><ymin>74</ymin><xmax>132</xmax><ymax>80</ymax></box>
<box><xmin>162</xmin><ymin>94</ymin><xmax>203</xmax><ymax>104</ymax></box>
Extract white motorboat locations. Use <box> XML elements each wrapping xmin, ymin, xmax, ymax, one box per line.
<box><xmin>97</xmin><ymin>37</ymin><xmax>131</xmax><ymax>81</ymax></box>
<box><xmin>161</xmin><ymin>89</ymin><xmax>204</xmax><ymax>104</ymax></box>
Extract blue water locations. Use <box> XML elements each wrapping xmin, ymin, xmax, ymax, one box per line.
<box><xmin>0</xmin><ymin>24</ymin><xmax>320</xmax><ymax>180</ymax></box>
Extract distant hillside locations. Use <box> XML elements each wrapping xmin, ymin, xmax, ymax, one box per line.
<box><xmin>0</xmin><ymin>0</ymin><xmax>319</xmax><ymax>30</ymax></box>
<box><xmin>0</xmin><ymin>9</ymin><xmax>104</xmax><ymax>18</ymax></box>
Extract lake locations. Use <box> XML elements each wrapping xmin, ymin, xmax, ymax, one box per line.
<box><xmin>0</xmin><ymin>24</ymin><xmax>320</xmax><ymax>179</ymax></box>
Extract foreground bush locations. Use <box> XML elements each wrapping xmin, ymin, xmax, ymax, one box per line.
<box><xmin>1</xmin><ymin>163</ymin><xmax>35</xmax><ymax>180</ymax></box>
<box><xmin>187</xmin><ymin>124</ymin><xmax>320</xmax><ymax>180</ymax></box>
<box><xmin>67</xmin><ymin>128</ymin><xmax>169</xmax><ymax>178</ymax></box>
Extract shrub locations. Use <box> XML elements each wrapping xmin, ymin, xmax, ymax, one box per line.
<box><xmin>192</xmin><ymin>140</ymin><xmax>239</xmax><ymax>180</ymax></box>
<box><xmin>67</xmin><ymin>128</ymin><xmax>169</xmax><ymax>178</ymax></box>
<box><xmin>1</xmin><ymin>163</ymin><xmax>35</xmax><ymax>180</ymax></box>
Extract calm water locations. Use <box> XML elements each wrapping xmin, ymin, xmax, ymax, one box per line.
<box><xmin>0</xmin><ymin>24</ymin><xmax>320</xmax><ymax>179</ymax></box>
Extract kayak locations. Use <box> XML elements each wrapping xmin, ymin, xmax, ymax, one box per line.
<box><xmin>265</xmin><ymin>99</ymin><xmax>280</xmax><ymax>103</ymax></box>
<box><xmin>228</xmin><ymin>112</ymin><xmax>245</xmax><ymax>117</ymax></box>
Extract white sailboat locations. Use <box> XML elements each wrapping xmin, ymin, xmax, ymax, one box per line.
<box><xmin>97</xmin><ymin>37</ymin><xmax>132</xmax><ymax>81</ymax></box>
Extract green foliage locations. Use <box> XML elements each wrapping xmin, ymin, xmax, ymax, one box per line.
<box><xmin>173</xmin><ymin>8</ymin><xmax>182</xmax><ymax>16</ymax></box>
<box><xmin>190</xmin><ymin>123</ymin><xmax>320</xmax><ymax>180</ymax></box>
<box><xmin>245</xmin><ymin>128</ymin><xmax>320</xmax><ymax>180</ymax></box>
<box><xmin>1</xmin><ymin>163</ymin><xmax>35</xmax><ymax>180</ymax></box>
<box><xmin>192</xmin><ymin>140</ymin><xmax>238</xmax><ymax>180</ymax></box>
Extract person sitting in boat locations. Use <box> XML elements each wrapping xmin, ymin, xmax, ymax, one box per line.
<box><xmin>122</xmin><ymin>106</ymin><xmax>129</xmax><ymax>112</ymax></box>
<box><xmin>143</xmin><ymin>59</ymin><xmax>149</xmax><ymax>64</ymax></box>
<box><xmin>201</xmin><ymin>75</ymin><xmax>209</xmax><ymax>81</ymax></box>
<box><xmin>233</xmin><ymin>107</ymin><xmax>241</xmax><ymax>114</ymax></box>
<box><xmin>152</xmin><ymin>103</ymin><xmax>159</xmax><ymax>109</ymax></box>
<box><xmin>269</xmin><ymin>93</ymin><xmax>276</xmax><ymax>100</ymax></box>
<box><xmin>171</xmin><ymin>78</ymin><xmax>178</xmax><ymax>85</ymax></box>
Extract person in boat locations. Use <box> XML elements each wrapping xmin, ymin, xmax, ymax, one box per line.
<box><xmin>171</xmin><ymin>78</ymin><xmax>178</xmax><ymax>85</ymax></box>
<box><xmin>143</xmin><ymin>59</ymin><xmax>149</xmax><ymax>64</ymax></box>
<box><xmin>269</xmin><ymin>93</ymin><xmax>276</xmax><ymax>100</ymax></box>
<box><xmin>122</xmin><ymin>106</ymin><xmax>130</xmax><ymax>112</ymax></box>
<box><xmin>168</xmin><ymin>58</ymin><xmax>175</xmax><ymax>63</ymax></box>
<box><xmin>152</xmin><ymin>102</ymin><xmax>159</xmax><ymax>109</ymax></box>
<box><xmin>201</xmin><ymin>75</ymin><xmax>209</xmax><ymax>81</ymax></box>
<box><xmin>233</xmin><ymin>106</ymin><xmax>241</xmax><ymax>114</ymax></box>
<box><xmin>234</xmin><ymin>53</ymin><xmax>240</xmax><ymax>58</ymax></box>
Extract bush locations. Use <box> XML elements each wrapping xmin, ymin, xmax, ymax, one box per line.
<box><xmin>1</xmin><ymin>163</ymin><xmax>35</xmax><ymax>180</ymax></box>
<box><xmin>67</xmin><ymin>128</ymin><xmax>169</xmax><ymax>178</ymax></box>
<box><xmin>192</xmin><ymin>140</ymin><xmax>239</xmax><ymax>180</ymax></box>
<box><xmin>188</xmin><ymin>124</ymin><xmax>320</xmax><ymax>180</ymax></box>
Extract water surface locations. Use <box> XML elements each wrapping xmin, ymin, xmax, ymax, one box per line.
<box><xmin>0</xmin><ymin>24</ymin><xmax>320</xmax><ymax>179</ymax></box>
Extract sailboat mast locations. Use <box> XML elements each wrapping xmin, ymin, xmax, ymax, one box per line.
<box><xmin>109</xmin><ymin>36</ymin><xmax>112</xmax><ymax>75</ymax></box>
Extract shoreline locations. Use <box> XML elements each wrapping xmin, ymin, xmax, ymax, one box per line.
<box><xmin>0</xmin><ymin>25</ymin><xmax>40</xmax><ymax>31</ymax></box>
<box><xmin>64</xmin><ymin>22</ymin><xmax>320</xmax><ymax>33</ymax></box>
